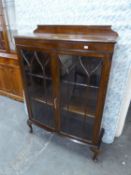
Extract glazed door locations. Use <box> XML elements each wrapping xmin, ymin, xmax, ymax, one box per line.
<box><xmin>19</xmin><ymin>48</ymin><xmax>56</xmax><ymax>130</ymax></box>
<box><xmin>58</xmin><ymin>54</ymin><xmax>103</xmax><ymax>142</ymax></box>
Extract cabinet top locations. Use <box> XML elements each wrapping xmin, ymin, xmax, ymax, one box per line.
<box><xmin>15</xmin><ymin>25</ymin><xmax>118</xmax><ymax>43</ymax></box>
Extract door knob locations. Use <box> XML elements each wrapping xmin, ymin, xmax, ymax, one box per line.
<box><xmin>54</xmin><ymin>97</ymin><xmax>57</xmax><ymax>109</ymax></box>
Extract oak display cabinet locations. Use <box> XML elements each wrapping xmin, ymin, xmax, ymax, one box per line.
<box><xmin>0</xmin><ymin>0</ymin><xmax>23</xmax><ymax>101</ymax></box>
<box><xmin>15</xmin><ymin>25</ymin><xmax>118</xmax><ymax>160</ymax></box>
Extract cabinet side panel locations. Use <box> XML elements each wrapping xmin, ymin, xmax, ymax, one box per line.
<box><xmin>92</xmin><ymin>54</ymin><xmax>112</xmax><ymax>144</ymax></box>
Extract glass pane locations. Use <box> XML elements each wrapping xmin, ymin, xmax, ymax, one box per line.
<box><xmin>0</xmin><ymin>16</ymin><xmax>5</xmax><ymax>50</ymax></box>
<box><xmin>0</xmin><ymin>8</ymin><xmax>2</xmax><ymax>16</ymax></box>
<box><xmin>21</xmin><ymin>49</ymin><xmax>55</xmax><ymax>129</ymax></box>
<box><xmin>59</xmin><ymin>54</ymin><xmax>103</xmax><ymax>141</ymax></box>
<box><xmin>4</xmin><ymin>0</ymin><xmax>16</xmax><ymax>50</ymax></box>
<box><xmin>0</xmin><ymin>30</ymin><xmax>5</xmax><ymax>50</ymax></box>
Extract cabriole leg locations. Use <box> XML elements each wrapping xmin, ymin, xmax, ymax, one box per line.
<box><xmin>90</xmin><ymin>128</ymin><xmax>105</xmax><ymax>161</ymax></box>
<box><xmin>27</xmin><ymin>119</ymin><xmax>33</xmax><ymax>133</ymax></box>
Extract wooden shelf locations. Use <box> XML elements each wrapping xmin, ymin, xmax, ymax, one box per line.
<box><xmin>27</xmin><ymin>72</ymin><xmax>52</xmax><ymax>80</ymax></box>
<box><xmin>31</xmin><ymin>96</ymin><xmax>53</xmax><ymax>106</ymax></box>
<box><xmin>60</xmin><ymin>81</ymin><xmax>98</xmax><ymax>118</ymax></box>
<box><xmin>27</xmin><ymin>72</ymin><xmax>99</xmax><ymax>89</ymax></box>
<box><xmin>61</xmin><ymin>92</ymin><xmax>96</xmax><ymax>118</ymax></box>
<box><xmin>63</xmin><ymin>104</ymin><xmax>95</xmax><ymax>118</ymax></box>
<box><xmin>27</xmin><ymin>72</ymin><xmax>97</xmax><ymax>118</ymax></box>
<box><xmin>31</xmin><ymin>96</ymin><xmax>96</xmax><ymax>118</ymax></box>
